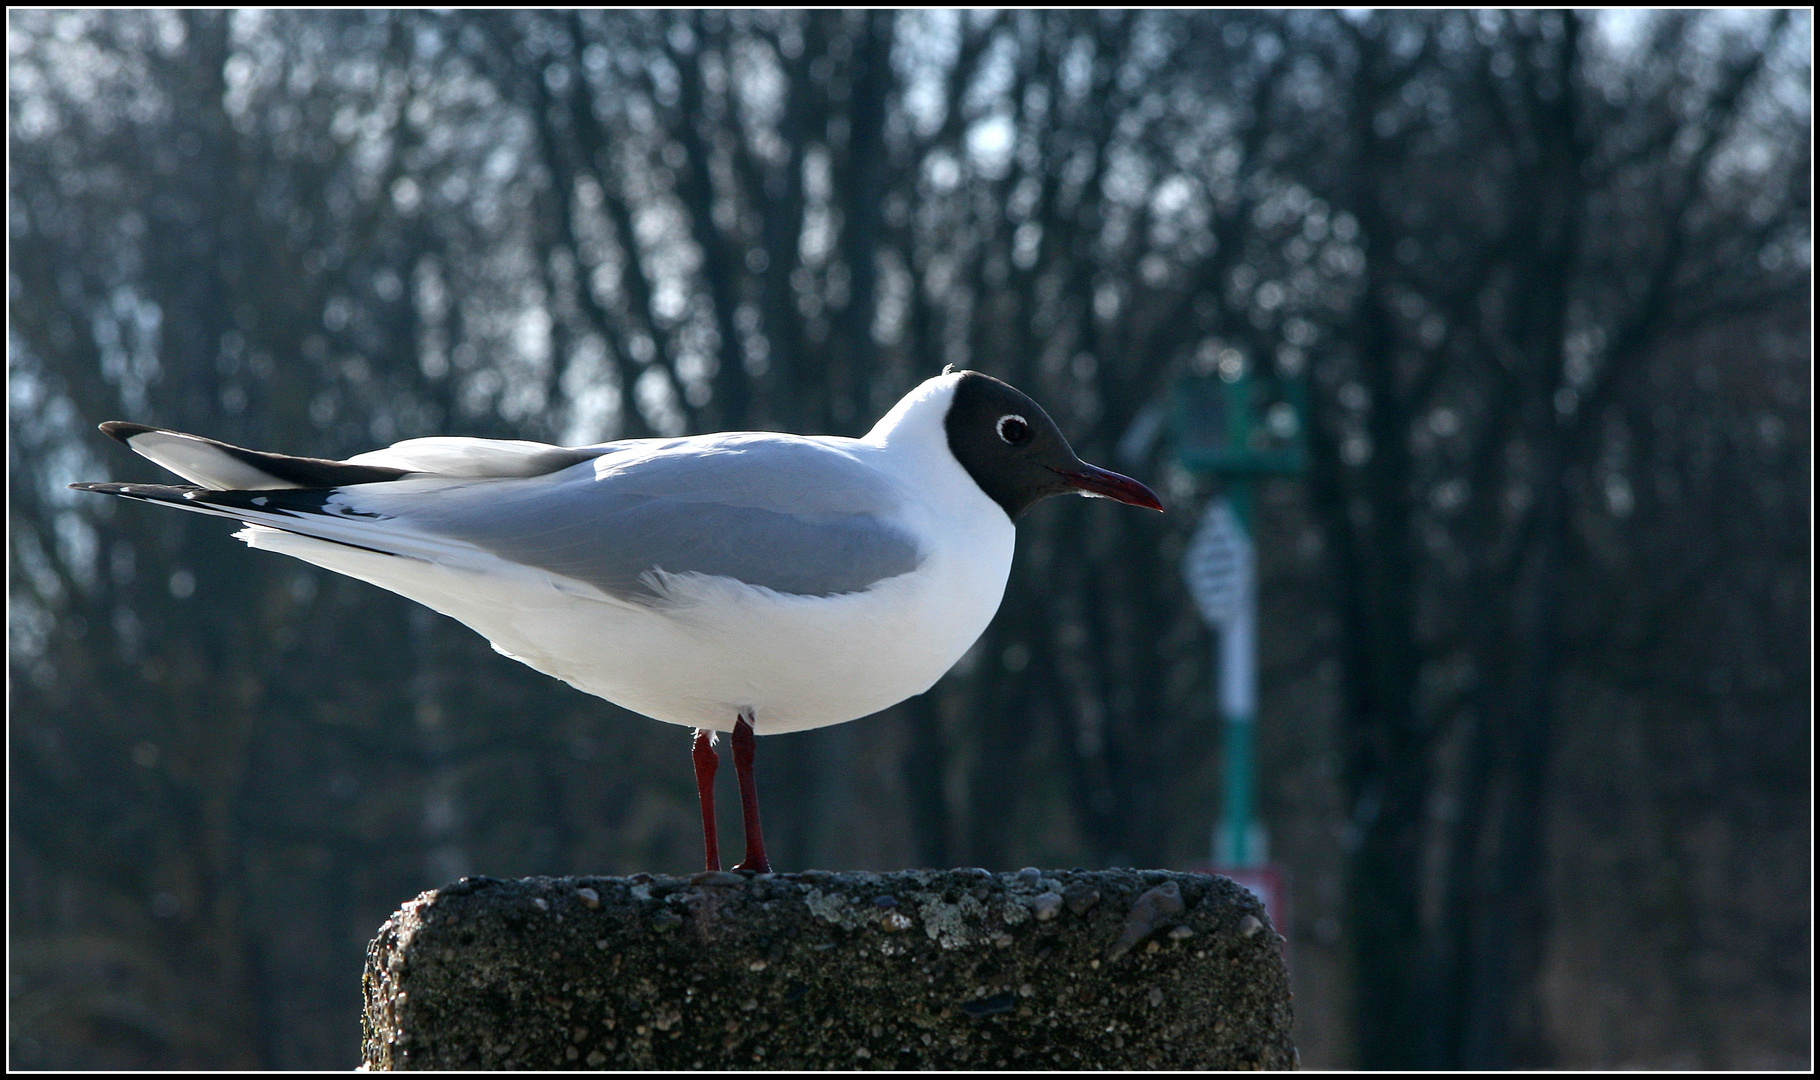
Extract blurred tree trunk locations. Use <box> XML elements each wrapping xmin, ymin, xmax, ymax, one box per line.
<box><xmin>1292</xmin><ymin>10</ymin><xmax>1804</xmax><ymax>1067</ymax></box>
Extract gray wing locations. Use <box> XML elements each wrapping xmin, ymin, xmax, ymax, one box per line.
<box><xmin>367</xmin><ymin>434</ymin><xmax>923</xmax><ymax>603</ymax></box>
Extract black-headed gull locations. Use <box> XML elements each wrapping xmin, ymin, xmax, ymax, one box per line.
<box><xmin>73</xmin><ymin>368</ymin><xmax>1162</xmax><ymax>873</ymax></box>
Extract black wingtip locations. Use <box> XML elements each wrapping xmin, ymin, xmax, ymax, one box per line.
<box><xmin>98</xmin><ymin>421</ymin><xmax>157</xmax><ymax>444</ymax></box>
<box><xmin>68</xmin><ymin>480</ymin><xmax>204</xmax><ymax>499</ymax></box>
<box><xmin>70</xmin><ymin>480</ymin><xmax>135</xmax><ymax>494</ymax></box>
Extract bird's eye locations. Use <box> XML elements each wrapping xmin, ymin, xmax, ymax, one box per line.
<box><xmin>997</xmin><ymin>414</ymin><xmax>1030</xmax><ymax>444</ymax></box>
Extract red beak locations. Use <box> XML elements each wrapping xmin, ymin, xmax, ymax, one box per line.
<box><xmin>1050</xmin><ymin>464</ymin><xmax>1165</xmax><ymax>511</ymax></box>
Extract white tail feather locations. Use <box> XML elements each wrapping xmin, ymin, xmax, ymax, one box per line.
<box><xmin>123</xmin><ymin>430</ymin><xmax>304</xmax><ymax>490</ymax></box>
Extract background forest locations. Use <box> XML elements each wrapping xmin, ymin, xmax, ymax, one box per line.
<box><xmin>9</xmin><ymin>10</ymin><xmax>1809</xmax><ymax>1069</ymax></box>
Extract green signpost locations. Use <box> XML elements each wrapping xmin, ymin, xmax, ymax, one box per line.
<box><xmin>1175</xmin><ymin>349</ymin><xmax>1308</xmax><ymax>876</ymax></box>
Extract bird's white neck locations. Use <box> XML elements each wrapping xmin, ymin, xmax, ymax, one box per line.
<box><xmin>862</xmin><ymin>372</ymin><xmax>963</xmax><ymax>450</ymax></box>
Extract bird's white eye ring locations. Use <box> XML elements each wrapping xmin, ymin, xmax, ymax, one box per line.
<box><xmin>997</xmin><ymin>414</ymin><xmax>1030</xmax><ymax>444</ymax></box>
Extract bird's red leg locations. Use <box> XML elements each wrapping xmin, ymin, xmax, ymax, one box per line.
<box><xmin>729</xmin><ymin>712</ymin><xmax>771</xmax><ymax>873</ymax></box>
<box><xmin>692</xmin><ymin>728</ymin><xmax>721</xmax><ymax>873</ymax></box>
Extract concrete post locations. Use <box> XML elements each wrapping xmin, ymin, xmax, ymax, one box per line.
<box><xmin>362</xmin><ymin>868</ymin><xmax>1297</xmax><ymax>1070</ymax></box>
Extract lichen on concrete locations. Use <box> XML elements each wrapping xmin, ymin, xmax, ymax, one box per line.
<box><xmin>361</xmin><ymin>868</ymin><xmax>1296</xmax><ymax>1070</ymax></box>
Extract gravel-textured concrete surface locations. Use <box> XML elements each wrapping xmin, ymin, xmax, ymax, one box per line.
<box><xmin>361</xmin><ymin>868</ymin><xmax>1296</xmax><ymax>1070</ymax></box>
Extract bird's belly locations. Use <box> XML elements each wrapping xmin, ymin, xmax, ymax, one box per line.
<box><xmin>245</xmin><ymin>524</ymin><xmax>1014</xmax><ymax>734</ymax></box>
<box><xmin>517</xmin><ymin>554</ymin><xmax>1012</xmax><ymax>734</ymax></box>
